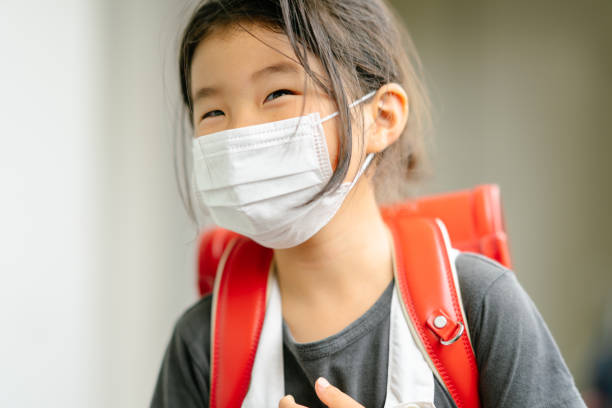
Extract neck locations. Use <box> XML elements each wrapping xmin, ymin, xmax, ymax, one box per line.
<box><xmin>273</xmin><ymin>178</ymin><xmax>394</xmax><ymax>341</ymax></box>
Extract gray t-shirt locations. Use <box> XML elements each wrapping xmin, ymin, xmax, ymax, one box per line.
<box><xmin>150</xmin><ymin>252</ymin><xmax>586</xmax><ymax>407</ymax></box>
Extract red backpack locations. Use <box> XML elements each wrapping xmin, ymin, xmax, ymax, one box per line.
<box><xmin>197</xmin><ymin>184</ymin><xmax>511</xmax><ymax>408</ymax></box>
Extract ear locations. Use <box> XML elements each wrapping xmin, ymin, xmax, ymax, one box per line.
<box><xmin>365</xmin><ymin>83</ymin><xmax>409</xmax><ymax>154</ymax></box>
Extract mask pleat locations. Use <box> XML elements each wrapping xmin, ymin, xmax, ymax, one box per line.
<box><xmin>193</xmin><ymin>122</ymin><xmax>327</xmax><ymax>189</ymax></box>
<box><xmin>201</xmin><ymin>170</ymin><xmax>323</xmax><ymax>207</ymax></box>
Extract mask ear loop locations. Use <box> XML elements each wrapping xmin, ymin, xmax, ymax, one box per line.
<box><xmin>319</xmin><ymin>90</ymin><xmax>378</xmax><ymax>186</ymax></box>
<box><xmin>351</xmin><ymin>152</ymin><xmax>375</xmax><ymax>183</ymax></box>
<box><xmin>319</xmin><ymin>90</ymin><xmax>377</xmax><ymax>123</ymax></box>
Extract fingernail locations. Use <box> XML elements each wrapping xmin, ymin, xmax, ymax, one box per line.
<box><xmin>316</xmin><ymin>377</ymin><xmax>330</xmax><ymax>389</ymax></box>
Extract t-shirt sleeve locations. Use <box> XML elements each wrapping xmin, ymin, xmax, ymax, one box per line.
<box><xmin>457</xmin><ymin>253</ymin><xmax>586</xmax><ymax>408</ymax></box>
<box><xmin>150</xmin><ymin>297</ymin><xmax>212</xmax><ymax>408</ymax></box>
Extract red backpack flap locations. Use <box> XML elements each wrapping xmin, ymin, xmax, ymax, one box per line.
<box><xmin>199</xmin><ymin>184</ymin><xmax>512</xmax><ymax>297</ymax></box>
<box><xmin>387</xmin><ymin>216</ymin><xmax>480</xmax><ymax>408</ymax></box>
<box><xmin>381</xmin><ymin>184</ymin><xmax>511</xmax><ymax>269</ymax></box>
<box><xmin>209</xmin><ymin>236</ymin><xmax>274</xmax><ymax>408</ymax></box>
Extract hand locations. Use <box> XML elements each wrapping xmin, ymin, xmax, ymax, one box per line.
<box><xmin>278</xmin><ymin>377</ymin><xmax>365</xmax><ymax>408</ymax></box>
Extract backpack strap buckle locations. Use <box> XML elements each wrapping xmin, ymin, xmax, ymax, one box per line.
<box><xmin>426</xmin><ymin>309</ymin><xmax>465</xmax><ymax>346</ymax></box>
<box><xmin>440</xmin><ymin>322</ymin><xmax>464</xmax><ymax>346</ymax></box>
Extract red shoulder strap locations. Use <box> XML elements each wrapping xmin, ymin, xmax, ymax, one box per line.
<box><xmin>386</xmin><ymin>216</ymin><xmax>481</xmax><ymax>408</ymax></box>
<box><xmin>197</xmin><ymin>228</ymin><xmax>239</xmax><ymax>296</ymax></box>
<box><xmin>209</xmin><ymin>236</ymin><xmax>273</xmax><ymax>408</ymax></box>
<box><xmin>208</xmin><ymin>217</ymin><xmax>480</xmax><ymax>408</ymax></box>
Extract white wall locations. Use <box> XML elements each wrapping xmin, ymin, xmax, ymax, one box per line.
<box><xmin>0</xmin><ymin>1</ymin><xmax>102</xmax><ymax>406</ymax></box>
<box><xmin>95</xmin><ymin>0</ymin><xmax>199</xmax><ymax>406</ymax></box>
<box><xmin>0</xmin><ymin>0</ymin><xmax>199</xmax><ymax>406</ymax></box>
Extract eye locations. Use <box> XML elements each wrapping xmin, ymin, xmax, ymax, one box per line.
<box><xmin>264</xmin><ymin>89</ymin><xmax>295</xmax><ymax>103</ymax></box>
<box><xmin>201</xmin><ymin>110</ymin><xmax>224</xmax><ymax>120</ymax></box>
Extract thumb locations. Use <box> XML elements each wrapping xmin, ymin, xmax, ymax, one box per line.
<box><xmin>314</xmin><ymin>377</ymin><xmax>364</xmax><ymax>408</ymax></box>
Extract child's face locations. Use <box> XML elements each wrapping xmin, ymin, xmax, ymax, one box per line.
<box><xmin>189</xmin><ymin>23</ymin><xmax>369</xmax><ymax>176</ymax></box>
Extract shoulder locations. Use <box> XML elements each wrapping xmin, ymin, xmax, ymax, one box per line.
<box><xmin>454</xmin><ymin>251</ymin><xmax>513</xmax><ymax>299</ymax></box>
<box><xmin>173</xmin><ymin>293</ymin><xmax>213</xmax><ymax>366</ymax></box>
<box><xmin>454</xmin><ymin>251</ymin><xmax>532</xmax><ymax>349</ymax></box>
<box><xmin>454</xmin><ymin>251</ymin><xmax>515</xmax><ymax>318</ymax></box>
<box><xmin>176</xmin><ymin>293</ymin><xmax>213</xmax><ymax>330</ymax></box>
<box><xmin>454</xmin><ymin>252</ymin><xmax>586</xmax><ymax>407</ymax></box>
<box><xmin>150</xmin><ymin>295</ymin><xmax>213</xmax><ymax>407</ymax></box>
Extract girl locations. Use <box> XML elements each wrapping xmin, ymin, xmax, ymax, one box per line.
<box><xmin>152</xmin><ymin>1</ymin><xmax>585</xmax><ymax>407</ymax></box>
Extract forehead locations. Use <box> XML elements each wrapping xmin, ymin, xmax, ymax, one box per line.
<box><xmin>189</xmin><ymin>23</ymin><xmax>323</xmax><ymax>94</ymax></box>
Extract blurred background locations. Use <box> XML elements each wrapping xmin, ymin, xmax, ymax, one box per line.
<box><xmin>0</xmin><ymin>0</ymin><xmax>610</xmax><ymax>406</ymax></box>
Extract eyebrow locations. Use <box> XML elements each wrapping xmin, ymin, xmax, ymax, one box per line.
<box><xmin>251</xmin><ymin>61</ymin><xmax>300</xmax><ymax>81</ymax></box>
<box><xmin>192</xmin><ymin>62</ymin><xmax>300</xmax><ymax>104</ymax></box>
<box><xmin>192</xmin><ymin>86</ymin><xmax>219</xmax><ymax>104</ymax></box>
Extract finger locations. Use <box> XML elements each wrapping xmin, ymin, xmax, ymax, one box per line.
<box><xmin>279</xmin><ymin>394</ymin><xmax>309</xmax><ymax>408</ymax></box>
<box><xmin>314</xmin><ymin>377</ymin><xmax>365</xmax><ymax>408</ymax></box>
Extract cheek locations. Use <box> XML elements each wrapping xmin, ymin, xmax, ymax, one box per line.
<box><xmin>321</xmin><ymin>114</ymin><xmax>370</xmax><ymax>184</ymax></box>
<box><xmin>321</xmin><ymin>120</ymin><xmax>339</xmax><ymax>171</ymax></box>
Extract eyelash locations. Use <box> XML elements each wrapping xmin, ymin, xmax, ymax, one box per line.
<box><xmin>201</xmin><ymin>110</ymin><xmax>224</xmax><ymax>120</ymax></box>
<box><xmin>200</xmin><ymin>89</ymin><xmax>295</xmax><ymax>121</ymax></box>
<box><xmin>264</xmin><ymin>89</ymin><xmax>295</xmax><ymax>102</ymax></box>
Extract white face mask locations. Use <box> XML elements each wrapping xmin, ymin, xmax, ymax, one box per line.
<box><xmin>192</xmin><ymin>91</ymin><xmax>376</xmax><ymax>249</ymax></box>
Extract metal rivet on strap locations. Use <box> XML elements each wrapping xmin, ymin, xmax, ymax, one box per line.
<box><xmin>433</xmin><ymin>315</ymin><xmax>448</xmax><ymax>329</ymax></box>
